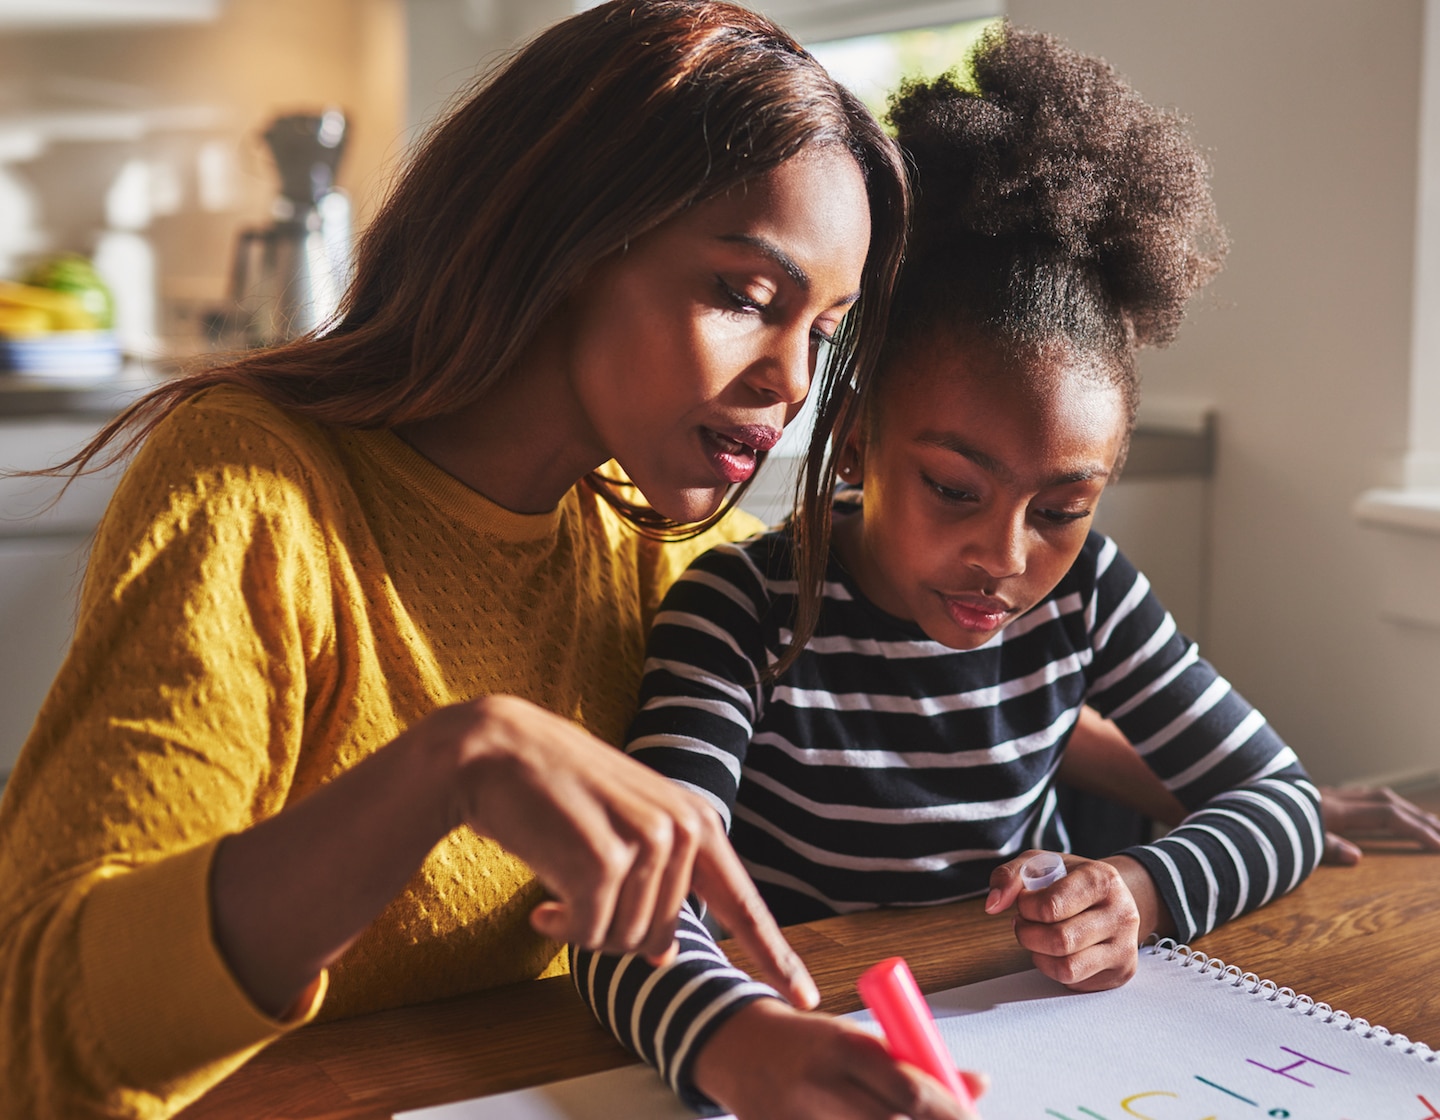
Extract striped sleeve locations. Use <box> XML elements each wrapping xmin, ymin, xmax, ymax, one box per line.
<box><xmin>624</xmin><ymin>540</ymin><xmax>778</xmax><ymax>829</ymax></box>
<box><xmin>571</xmin><ymin>541</ymin><xmax>783</xmax><ymax>1107</ymax></box>
<box><xmin>1080</xmin><ymin>537</ymin><xmax>1323</xmax><ymax>941</ymax></box>
<box><xmin>569</xmin><ymin>904</ymin><xmax>779</xmax><ymax>1109</ymax></box>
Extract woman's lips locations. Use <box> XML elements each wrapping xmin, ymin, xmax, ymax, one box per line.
<box><xmin>723</xmin><ymin>424</ymin><xmax>782</xmax><ymax>453</ymax></box>
<box><xmin>941</xmin><ymin>592</ymin><xmax>1014</xmax><ymax>633</ymax></box>
<box><xmin>700</xmin><ymin>425</ymin><xmax>781</xmax><ymax>485</ymax></box>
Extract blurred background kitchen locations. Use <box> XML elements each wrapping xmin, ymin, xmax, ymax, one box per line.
<box><xmin>1</xmin><ymin>0</ymin><xmax>1437</xmax><ymax>806</ymax></box>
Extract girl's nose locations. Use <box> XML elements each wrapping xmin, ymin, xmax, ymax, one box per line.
<box><xmin>966</xmin><ymin>506</ymin><xmax>1027</xmax><ymax>580</ymax></box>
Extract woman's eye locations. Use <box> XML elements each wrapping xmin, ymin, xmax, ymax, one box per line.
<box><xmin>810</xmin><ymin>326</ymin><xmax>836</xmax><ymax>349</ymax></box>
<box><xmin>717</xmin><ymin>277</ymin><xmax>766</xmax><ymax>314</ymax></box>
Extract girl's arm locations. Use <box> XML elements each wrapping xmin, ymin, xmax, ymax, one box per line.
<box><xmin>1059</xmin><ymin>706</ymin><xmax>1187</xmax><ymax>825</ymax></box>
<box><xmin>1083</xmin><ymin>539</ymin><xmax>1323</xmax><ymax>944</ymax></box>
<box><xmin>572</xmin><ymin>538</ymin><xmax>782</xmax><ymax>1103</ymax></box>
<box><xmin>573</xmin><ymin>537</ymin><xmax>976</xmax><ymax>1117</ymax></box>
<box><xmin>573</xmin><ymin>905</ymin><xmax>977</xmax><ymax>1120</ymax></box>
<box><xmin>571</xmin><ymin>903</ymin><xmax>784</xmax><ymax>1109</ymax></box>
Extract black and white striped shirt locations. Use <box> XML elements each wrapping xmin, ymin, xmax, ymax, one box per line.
<box><xmin>573</xmin><ymin>523</ymin><xmax>1322</xmax><ymax>1105</ymax></box>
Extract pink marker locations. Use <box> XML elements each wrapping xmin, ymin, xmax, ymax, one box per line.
<box><xmin>857</xmin><ymin>957</ymin><xmax>978</xmax><ymax>1113</ymax></box>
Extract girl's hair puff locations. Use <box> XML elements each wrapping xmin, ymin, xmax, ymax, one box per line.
<box><xmin>881</xmin><ymin>22</ymin><xmax>1227</xmax><ymax>422</ymax></box>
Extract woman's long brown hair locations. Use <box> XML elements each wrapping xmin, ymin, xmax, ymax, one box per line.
<box><xmin>46</xmin><ymin>0</ymin><xmax>908</xmax><ymax>679</ymax></box>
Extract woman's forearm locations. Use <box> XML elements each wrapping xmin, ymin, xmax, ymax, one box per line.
<box><xmin>209</xmin><ymin>718</ymin><xmax>454</xmax><ymax>1017</ymax></box>
<box><xmin>1062</xmin><ymin>708</ymin><xmax>1186</xmax><ymax>825</ymax></box>
<box><xmin>209</xmin><ymin>695</ymin><xmax>817</xmax><ymax>1020</ymax></box>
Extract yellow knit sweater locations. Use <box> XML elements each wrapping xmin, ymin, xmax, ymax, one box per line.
<box><xmin>0</xmin><ymin>385</ymin><xmax>761</xmax><ymax>1119</ymax></box>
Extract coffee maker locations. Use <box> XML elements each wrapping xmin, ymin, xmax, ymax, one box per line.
<box><xmin>226</xmin><ymin>108</ymin><xmax>352</xmax><ymax>347</ymax></box>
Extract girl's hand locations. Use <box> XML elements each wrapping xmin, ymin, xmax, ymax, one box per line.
<box><xmin>692</xmin><ymin>998</ymin><xmax>985</xmax><ymax>1120</ymax></box>
<box><xmin>985</xmin><ymin>851</ymin><xmax>1141</xmax><ymax>992</ymax></box>
<box><xmin>1318</xmin><ymin>785</ymin><xmax>1440</xmax><ymax>864</ymax></box>
<box><xmin>436</xmin><ymin>696</ymin><xmax>817</xmax><ymax>1006</ymax></box>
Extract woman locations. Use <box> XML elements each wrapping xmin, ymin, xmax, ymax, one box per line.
<box><xmin>0</xmin><ymin>3</ymin><xmax>907</xmax><ymax>1116</ymax></box>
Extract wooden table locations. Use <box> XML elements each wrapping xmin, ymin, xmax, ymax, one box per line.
<box><xmin>180</xmin><ymin>831</ymin><xmax>1440</xmax><ymax>1119</ymax></box>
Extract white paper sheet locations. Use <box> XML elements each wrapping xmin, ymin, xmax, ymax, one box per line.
<box><xmin>398</xmin><ymin>946</ymin><xmax>1439</xmax><ymax>1119</ymax></box>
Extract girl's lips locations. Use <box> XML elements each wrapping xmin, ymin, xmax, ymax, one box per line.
<box><xmin>700</xmin><ymin>425</ymin><xmax>781</xmax><ymax>485</ymax></box>
<box><xmin>941</xmin><ymin>593</ymin><xmax>1014</xmax><ymax>633</ymax></box>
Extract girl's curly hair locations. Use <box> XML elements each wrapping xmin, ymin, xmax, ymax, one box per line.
<box><xmin>882</xmin><ymin>22</ymin><xmax>1227</xmax><ymax>406</ymax></box>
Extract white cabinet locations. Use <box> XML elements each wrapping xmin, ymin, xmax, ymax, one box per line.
<box><xmin>0</xmin><ymin>538</ymin><xmax>89</xmax><ymax>773</ymax></box>
<box><xmin>0</xmin><ymin>416</ymin><xmax>124</xmax><ymax>777</ymax></box>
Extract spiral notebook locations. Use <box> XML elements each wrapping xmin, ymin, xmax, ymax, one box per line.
<box><xmin>399</xmin><ymin>940</ymin><xmax>1439</xmax><ymax>1119</ymax></box>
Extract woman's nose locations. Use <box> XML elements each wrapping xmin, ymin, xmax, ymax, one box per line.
<box><xmin>753</xmin><ymin>324</ymin><xmax>814</xmax><ymax>406</ymax></box>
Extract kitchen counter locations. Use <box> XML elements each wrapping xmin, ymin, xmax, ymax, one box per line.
<box><xmin>0</xmin><ymin>360</ymin><xmax>174</xmax><ymax>419</ymax></box>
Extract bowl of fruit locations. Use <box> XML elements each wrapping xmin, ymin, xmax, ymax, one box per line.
<box><xmin>0</xmin><ymin>254</ymin><xmax>122</xmax><ymax>381</ymax></box>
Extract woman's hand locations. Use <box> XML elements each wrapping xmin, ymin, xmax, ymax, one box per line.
<box><xmin>985</xmin><ymin>851</ymin><xmax>1144</xmax><ymax>992</ymax></box>
<box><xmin>1063</xmin><ymin>709</ymin><xmax>1440</xmax><ymax>868</ymax></box>
<box><xmin>692</xmin><ymin>998</ymin><xmax>985</xmax><ymax>1120</ymax></box>
<box><xmin>1318</xmin><ymin>785</ymin><xmax>1440</xmax><ymax>864</ymax></box>
<box><xmin>212</xmin><ymin>694</ymin><xmax>816</xmax><ymax>1019</ymax></box>
<box><xmin>433</xmin><ymin>696</ymin><xmax>817</xmax><ymax>1003</ymax></box>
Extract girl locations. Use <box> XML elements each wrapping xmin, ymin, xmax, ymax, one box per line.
<box><xmin>0</xmin><ymin>3</ymin><xmax>909</xmax><ymax>1116</ymax></box>
<box><xmin>574</xmin><ymin>24</ymin><xmax>1323</xmax><ymax>1120</ymax></box>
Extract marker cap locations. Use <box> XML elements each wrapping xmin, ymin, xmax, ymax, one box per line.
<box><xmin>1020</xmin><ymin>851</ymin><xmax>1068</xmax><ymax>891</ymax></box>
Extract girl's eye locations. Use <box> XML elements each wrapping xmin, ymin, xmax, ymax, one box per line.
<box><xmin>1034</xmin><ymin>507</ymin><xmax>1092</xmax><ymax>526</ymax></box>
<box><xmin>923</xmin><ymin>474</ymin><xmax>977</xmax><ymax>504</ymax></box>
<box><xmin>810</xmin><ymin>326</ymin><xmax>836</xmax><ymax>349</ymax></box>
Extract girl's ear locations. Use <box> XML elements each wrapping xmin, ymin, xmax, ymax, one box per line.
<box><xmin>835</xmin><ymin>423</ymin><xmax>866</xmax><ymax>484</ymax></box>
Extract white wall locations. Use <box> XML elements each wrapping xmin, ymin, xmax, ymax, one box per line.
<box><xmin>1008</xmin><ymin>0</ymin><xmax>1440</xmax><ymax>785</ymax></box>
<box><xmin>404</xmin><ymin>0</ymin><xmax>574</xmax><ymax>138</ymax></box>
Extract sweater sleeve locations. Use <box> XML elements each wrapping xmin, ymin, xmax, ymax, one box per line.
<box><xmin>573</xmin><ymin>538</ymin><xmax>784</xmax><ymax>1109</ymax></box>
<box><xmin>1080</xmin><ymin>536</ymin><xmax>1323</xmax><ymax>942</ymax></box>
<box><xmin>0</xmin><ymin>398</ymin><xmax>335</xmax><ymax>1118</ymax></box>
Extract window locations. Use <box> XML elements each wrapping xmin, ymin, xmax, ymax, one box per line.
<box><xmin>740</xmin><ymin>15</ymin><xmax>1001</xmax><ymax>527</ymax></box>
<box><xmin>765</xmin><ymin>15</ymin><xmax>1002</xmax><ymax>463</ymax></box>
<box><xmin>807</xmin><ymin>17</ymin><xmax>1000</xmax><ymax>122</ymax></box>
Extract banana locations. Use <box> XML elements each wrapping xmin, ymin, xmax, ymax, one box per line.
<box><xmin>0</xmin><ymin>281</ymin><xmax>97</xmax><ymax>331</ymax></box>
<box><xmin>0</xmin><ymin>306</ymin><xmax>50</xmax><ymax>336</ymax></box>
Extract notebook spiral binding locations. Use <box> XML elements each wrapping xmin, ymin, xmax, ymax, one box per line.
<box><xmin>1148</xmin><ymin>937</ymin><xmax>1437</xmax><ymax>1063</ymax></box>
